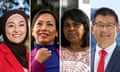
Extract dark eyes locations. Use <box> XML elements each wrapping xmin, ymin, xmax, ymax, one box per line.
<box><xmin>36</xmin><ymin>22</ymin><xmax>42</xmax><ymax>25</ymax></box>
<box><xmin>36</xmin><ymin>22</ymin><xmax>54</xmax><ymax>26</ymax></box>
<box><xmin>64</xmin><ymin>23</ymin><xmax>81</xmax><ymax>28</ymax></box>
<box><xmin>8</xmin><ymin>25</ymin><xmax>14</xmax><ymax>27</ymax></box>
<box><xmin>47</xmin><ymin>23</ymin><xmax>54</xmax><ymax>26</ymax></box>
<box><xmin>64</xmin><ymin>23</ymin><xmax>70</xmax><ymax>27</ymax></box>
<box><xmin>8</xmin><ymin>24</ymin><xmax>25</xmax><ymax>27</ymax></box>
<box><xmin>19</xmin><ymin>24</ymin><xmax>25</xmax><ymax>26</ymax></box>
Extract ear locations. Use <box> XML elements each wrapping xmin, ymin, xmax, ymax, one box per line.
<box><xmin>55</xmin><ymin>31</ymin><xmax>58</xmax><ymax>37</ymax></box>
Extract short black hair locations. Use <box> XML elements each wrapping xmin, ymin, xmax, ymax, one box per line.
<box><xmin>61</xmin><ymin>8</ymin><xmax>89</xmax><ymax>48</ymax></box>
<box><xmin>93</xmin><ymin>7</ymin><xmax>118</xmax><ymax>25</ymax></box>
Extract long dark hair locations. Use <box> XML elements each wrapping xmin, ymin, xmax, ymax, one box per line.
<box><xmin>61</xmin><ymin>8</ymin><xmax>89</xmax><ymax>48</ymax></box>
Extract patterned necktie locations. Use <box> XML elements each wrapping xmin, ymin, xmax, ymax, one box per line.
<box><xmin>97</xmin><ymin>50</ymin><xmax>107</xmax><ymax>72</ymax></box>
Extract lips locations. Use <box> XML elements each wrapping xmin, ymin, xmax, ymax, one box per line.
<box><xmin>68</xmin><ymin>31</ymin><xmax>77</xmax><ymax>35</ymax></box>
<box><xmin>66</xmin><ymin>32</ymin><xmax>78</xmax><ymax>39</ymax></box>
<box><xmin>100</xmin><ymin>33</ymin><xmax>110</xmax><ymax>38</ymax></box>
<box><xmin>12</xmin><ymin>34</ymin><xmax>22</xmax><ymax>38</ymax></box>
<box><xmin>38</xmin><ymin>32</ymin><xmax>49</xmax><ymax>38</ymax></box>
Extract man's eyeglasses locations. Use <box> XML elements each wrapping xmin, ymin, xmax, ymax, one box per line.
<box><xmin>93</xmin><ymin>22</ymin><xmax>116</xmax><ymax>29</ymax></box>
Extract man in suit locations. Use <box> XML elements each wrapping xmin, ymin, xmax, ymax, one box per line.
<box><xmin>91</xmin><ymin>7</ymin><xmax>120</xmax><ymax>72</ymax></box>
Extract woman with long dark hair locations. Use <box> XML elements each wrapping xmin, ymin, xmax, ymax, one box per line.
<box><xmin>61</xmin><ymin>9</ymin><xmax>90</xmax><ymax>72</ymax></box>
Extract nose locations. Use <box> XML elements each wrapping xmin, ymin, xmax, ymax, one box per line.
<box><xmin>14</xmin><ymin>25</ymin><xmax>19</xmax><ymax>33</ymax></box>
<box><xmin>69</xmin><ymin>25</ymin><xmax>75</xmax><ymax>30</ymax></box>
<box><xmin>41</xmin><ymin>24</ymin><xmax>47</xmax><ymax>31</ymax></box>
<box><xmin>102</xmin><ymin>25</ymin><xmax>108</xmax><ymax>31</ymax></box>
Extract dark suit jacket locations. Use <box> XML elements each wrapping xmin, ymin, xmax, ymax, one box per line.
<box><xmin>91</xmin><ymin>44</ymin><xmax>120</xmax><ymax>72</ymax></box>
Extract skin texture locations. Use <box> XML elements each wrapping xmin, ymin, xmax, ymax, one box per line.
<box><xmin>5</xmin><ymin>14</ymin><xmax>27</xmax><ymax>44</ymax></box>
<box><xmin>92</xmin><ymin>15</ymin><xmax>118</xmax><ymax>48</ymax></box>
<box><xmin>63</xmin><ymin>18</ymin><xmax>89</xmax><ymax>52</ymax></box>
<box><xmin>63</xmin><ymin>18</ymin><xmax>85</xmax><ymax>44</ymax></box>
<box><xmin>32</xmin><ymin>13</ymin><xmax>58</xmax><ymax>63</ymax></box>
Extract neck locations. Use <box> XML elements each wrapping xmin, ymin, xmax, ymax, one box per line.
<box><xmin>98</xmin><ymin>41</ymin><xmax>114</xmax><ymax>49</ymax></box>
<box><xmin>69</xmin><ymin>43</ymin><xmax>89</xmax><ymax>52</ymax></box>
<box><xmin>36</xmin><ymin>41</ymin><xmax>54</xmax><ymax>46</ymax></box>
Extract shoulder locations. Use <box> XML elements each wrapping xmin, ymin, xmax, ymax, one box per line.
<box><xmin>0</xmin><ymin>43</ymin><xmax>8</xmax><ymax>64</ymax></box>
<box><xmin>31</xmin><ymin>48</ymin><xmax>37</xmax><ymax>56</ymax></box>
<box><xmin>115</xmin><ymin>44</ymin><xmax>120</xmax><ymax>51</ymax></box>
<box><xmin>0</xmin><ymin>42</ymin><xmax>7</xmax><ymax>48</ymax></box>
<box><xmin>0</xmin><ymin>42</ymin><xmax>10</xmax><ymax>53</ymax></box>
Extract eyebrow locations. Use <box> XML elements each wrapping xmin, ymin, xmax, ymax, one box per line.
<box><xmin>19</xmin><ymin>21</ymin><xmax>25</xmax><ymax>23</ymax></box>
<box><xmin>47</xmin><ymin>21</ymin><xmax>53</xmax><ymax>23</ymax></box>
<box><xmin>7</xmin><ymin>21</ymin><xmax>25</xmax><ymax>25</ymax></box>
<box><xmin>38</xmin><ymin>20</ymin><xmax>53</xmax><ymax>23</ymax></box>
<box><xmin>7</xmin><ymin>22</ymin><xmax>14</xmax><ymax>25</ymax></box>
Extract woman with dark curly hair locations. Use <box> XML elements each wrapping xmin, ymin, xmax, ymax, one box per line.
<box><xmin>61</xmin><ymin>9</ymin><xmax>90</xmax><ymax>72</ymax></box>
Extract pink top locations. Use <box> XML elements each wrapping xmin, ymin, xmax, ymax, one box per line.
<box><xmin>61</xmin><ymin>47</ymin><xmax>90</xmax><ymax>72</ymax></box>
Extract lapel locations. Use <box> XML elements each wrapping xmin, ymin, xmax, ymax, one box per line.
<box><xmin>105</xmin><ymin>45</ymin><xmax>120</xmax><ymax>72</ymax></box>
<box><xmin>2</xmin><ymin>43</ymin><xmax>24</xmax><ymax>72</ymax></box>
<box><xmin>91</xmin><ymin>44</ymin><xmax>96</xmax><ymax>72</ymax></box>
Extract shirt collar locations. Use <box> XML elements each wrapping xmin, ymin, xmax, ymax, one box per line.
<box><xmin>34</xmin><ymin>42</ymin><xmax>56</xmax><ymax>51</ymax></box>
<box><xmin>96</xmin><ymin>41</ymin><xmax>116</xmax><ymax>55</ymax></box>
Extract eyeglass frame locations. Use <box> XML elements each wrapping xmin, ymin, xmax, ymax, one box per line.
<box><xmin>93</xmin><ymin>22</ymin><xmax>117</xmax><ymax>29</ymax></box>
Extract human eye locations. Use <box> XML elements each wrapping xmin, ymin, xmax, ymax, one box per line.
<box><xmin>47</xmin><ymin>21</ymin><xmax>55</xmax><ymax>27</ymax></box>
<box><xmin>96</xmin><ymin>24</ymin><xmax>101</xmax><ymax>27</ymax></box>
<box><xmin>106</xmin><ymin>24</ymin><xmax>112</xmax><ymax>27</ymax></box>
<box><xmin>64</xmin><ymin>23</ymin><xmax>70</xmax><ymax>27</ymax></box>
<box><xmin>106</xmin><ymin>24</ymin><xmax>114</xmax><ymax>29</ymax></box>
<box><xmin>19</xmin><ymin>23</ymin><xmax>25</xmax><ymax>27</ymax></box>
<box><xmin>95</xmin><ymin>22</ymin><xmax>103</xmax><ymax>27</ymax></box>
<box><xmin>47</xmin><ymin>23</ymin><xmax>54</xmax><ymax>26</ymax></box>
<box><xmin>8</xmin><ymin>24</ymin><xmax>14</xmax><ymax>27</ymax></box>
<box><xmin>37</xmin><ymin>22</ymin><xmax>42</xmax><ymax>25</ymax></box>
<box><xmin>74</xmin><ymin>23</ymin><xmax>81</xmax><ymax>27</ymax></box>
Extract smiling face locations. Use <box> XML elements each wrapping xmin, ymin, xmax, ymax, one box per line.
<box><xmin>63</xmin><ymin>18</ymin><xmax>85</xmax><ymax>44</ymax></box>
<box><xmin>32</xmin><ymin>13</ymin><xmax>58</xmax><ymax>45</ymax></box>
<box><xmin>92</xmin><ymin>15</ymin><xmax>118</xmax><ymax>46</ymax></box>
<box><xmin>5</xmin><ymin>14</ymin><xmax>27</xmax><ymax>44</ymax></box>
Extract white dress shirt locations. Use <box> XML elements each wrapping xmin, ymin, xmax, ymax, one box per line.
<box><xmin>94</xmin><ymin>42</ymin><xmax>116</xmax><ymax>72</ymax></box>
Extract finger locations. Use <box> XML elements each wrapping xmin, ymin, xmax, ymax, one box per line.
<box><xmin>44</xmin><ymin>50</ymin><xmax>52</xmax><ymax>55</ymax></box>
<box><xmin>40</xmin><ymin>48</ymin><xmax>49</xmax><ymax>51</ymax></box>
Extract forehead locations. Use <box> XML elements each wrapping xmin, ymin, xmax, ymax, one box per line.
<box><xmin>37</xmin><ymin>13</ymin><xmax>55</xmax><ymax>21</ymax></box>
<box><xmin>7</xmin><ymin>14</ymin><xmax>25</xmax><ymax>22</ymax></box>
<box><xmin>94</xmin><ymin>15</ymin><xmax>116</xmax><ymax>23</ymax></box>
<box><xmin>64</xmin><ymin>18</ymin><xmax>74</xmax><ymax>22</ymax></box>
<box><xmin>64</xmin><ymin>17</ymin><xmax>82</xmax><ymax>24</ymax></box>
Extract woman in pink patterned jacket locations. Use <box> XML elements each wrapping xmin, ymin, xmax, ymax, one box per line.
<box><xmin>61</xmin><ymin>9</ymin><xmax>90</xmax><ymax>72</ymax></box>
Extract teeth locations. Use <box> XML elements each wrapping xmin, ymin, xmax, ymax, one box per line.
<box><xmin>100</xmin><ymin>34</ymin><xmax>109</xmax><ymax>37</ymax></box>
<box><xmin>39</xmin><ymin>33</ymin><xmax>48</xmax><ymax>36</ymax></box>
<box><xmin>12</xmin><ymin>34</ymin><xmax>21</xmax><ymax>38</ymax></box>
